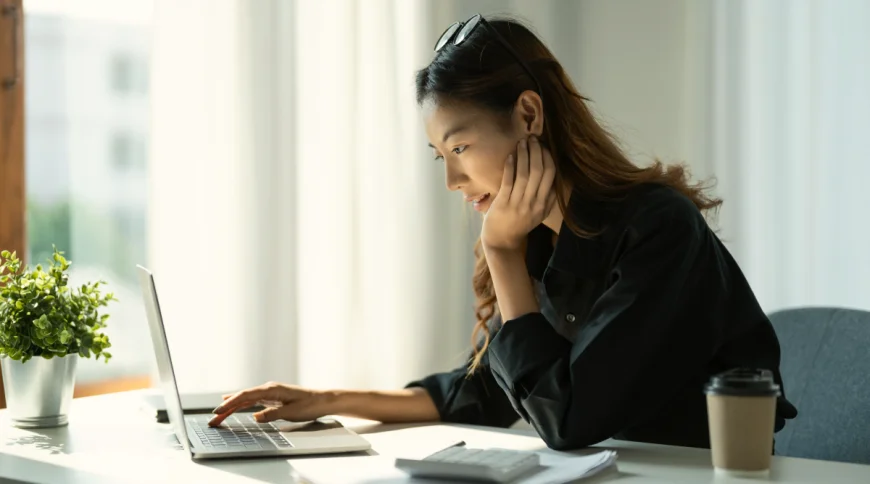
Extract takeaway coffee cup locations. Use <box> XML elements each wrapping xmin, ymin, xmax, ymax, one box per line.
<box><xmin>705</xmin><ymin>368</ymin><xmax>780</xmax><ymax>476</ymax></box>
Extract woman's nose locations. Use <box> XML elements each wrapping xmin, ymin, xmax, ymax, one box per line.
<box><xmin>445</xmin><ymin>161</ymin><xmax>467</xmax><ymax>191</ymax></box>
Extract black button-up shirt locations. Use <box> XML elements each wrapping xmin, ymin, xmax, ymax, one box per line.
<box><xmin>406</xmin><ymin>183</ymin><xmax>798</xmax><ymax>451</ymax></box>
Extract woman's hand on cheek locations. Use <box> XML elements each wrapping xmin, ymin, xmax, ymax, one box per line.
<box><xmin>481</xmin><ymin>136</ymin><xmax>557</xmax><ymax>251</ymax></box>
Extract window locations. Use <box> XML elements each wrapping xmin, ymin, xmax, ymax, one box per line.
<box><xmin>110</xmin><ymin>132</ymin><xmax>146</xmax><ymax>171</ymax></box>
<box><xmin>24</xmin><ymin>0</ymin><xmax>154</xmax><ymax>394</ymax></box>
<box><xmin>110</xmin><ymin>53</ymin><xmax>148</xmax><ymax>95</ymax></box>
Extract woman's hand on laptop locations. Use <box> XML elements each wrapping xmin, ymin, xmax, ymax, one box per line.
<box><xmin>208</xmin><ymin>382</ymin><xmax>334</xmax><ymax>427</ymax></box>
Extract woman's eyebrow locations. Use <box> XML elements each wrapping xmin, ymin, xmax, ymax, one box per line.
<box><xmin>428</xmin><ymin>124</ymin><xmax>472</xmax><ymax>148</ymax></box>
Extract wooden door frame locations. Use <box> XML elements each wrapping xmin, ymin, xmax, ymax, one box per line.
<box><xmin>0</xmin><ymin>0</ymin><xmax>25</xmax><ymax>409</ymax></box>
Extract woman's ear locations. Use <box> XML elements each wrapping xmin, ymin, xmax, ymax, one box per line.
<box><xmin>513</xmin><ymin>90</ymin><xmax>544</xmax><ymax>136</ymax></box>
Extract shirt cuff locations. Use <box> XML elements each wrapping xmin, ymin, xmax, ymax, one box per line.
<box><xmin>404</xmin><ymin>375</ymin><xmax>447</xmax><ymax>419</ymax></box>
<box><xmin>487</xmin><ymin>312</ymin><xmax>572</xmax><ymax>396</ymax></box>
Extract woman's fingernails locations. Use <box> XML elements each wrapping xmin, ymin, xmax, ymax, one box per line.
<box><xmin>212</xmin><ymin>405</ymin><xmax>224</xmax><ymax>414</ymax></box>
<box><xmin>507</xmin><ymin>154</ymin><xmax>514</xmax><ymax>163</ymax></box>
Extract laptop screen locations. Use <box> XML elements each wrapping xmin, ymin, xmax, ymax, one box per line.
<box><xmin>137</xmin><ymin>265</ymin><xmax>193</xmax><ymax>454</ymax></box>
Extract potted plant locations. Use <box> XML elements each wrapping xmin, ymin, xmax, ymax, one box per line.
<box><xmin>0</xmin><ymin>247</ymin><xmax>116</xmax><ymax>428</ymax></box>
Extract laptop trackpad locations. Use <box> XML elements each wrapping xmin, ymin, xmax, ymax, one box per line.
<box><xmin>274</xmin><ymin>419</ymin><xmax>344</xmax><ymax>433</ymax></box>
<box><xmin>274</xmin><ymin>419</ymin><xmax>365</xmax><ymax>448</ymax></box>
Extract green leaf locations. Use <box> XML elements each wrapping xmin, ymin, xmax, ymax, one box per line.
<box><xmin>0</xmin><ymin>249</ymin><xmax>116</xmax><ymax>363</ymax></box>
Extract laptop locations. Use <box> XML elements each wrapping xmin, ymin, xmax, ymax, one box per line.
<box><xmin>136</xmin><ymin>265</ymin><xmax>372</xmax><ymax>459</ymax></box>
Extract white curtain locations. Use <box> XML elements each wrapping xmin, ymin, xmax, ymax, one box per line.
<box><xmin>701</xmin><ymin>0</ymin><xmax>870</xmax><ymax>313</ymax></box>
<box><xmin>148</xmin><ymin>0</ymin><xmax>490</xmax><ymax>392</ymax></box>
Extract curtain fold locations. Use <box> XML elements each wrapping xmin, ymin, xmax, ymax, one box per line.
<box><xmin>149</xmin><ymin>0</ymin><xmax>484</xmax><ymax>392</ymax></box>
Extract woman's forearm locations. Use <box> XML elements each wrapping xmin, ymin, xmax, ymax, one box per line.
<box><xmin>326</xmin><ymin>387</ymin><xmax>440</xmax><ymax>423</ymax></box>
<box><xmin>483</xmin><ymin>246</ymin><xmax>539</xmax><ymax>321</ymax></box>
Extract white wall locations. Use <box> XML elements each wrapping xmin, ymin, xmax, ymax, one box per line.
<box><xmin>571</xmin><ymin>0</ymin><xmax>700</xmax><ymax>170</ymax></box>
<box><xmin>455</xmin><ymin>0</ymin><xmax>696</xmax><ymax>167</ymax></box>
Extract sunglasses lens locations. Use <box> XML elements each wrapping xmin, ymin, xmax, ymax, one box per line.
<box><xmin>455</xmin><ymin>14</ymin><xmax>481</xmax><ymax>45</ymax></box>
<box><xmin>435</xmin><ymin>22</ymin><xmax>461</xmax><ymax>51</ymax></box>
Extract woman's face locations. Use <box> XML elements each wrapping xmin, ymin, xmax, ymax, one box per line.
<box><xmin>422</xmin><ymin>100</ymin><xmax>522</xmax><ymax>213</ymax></box>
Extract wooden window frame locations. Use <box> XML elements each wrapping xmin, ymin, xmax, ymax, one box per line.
<box><xmin>0</xmin><ymin>0</ymin><xmax>25</xmax><ymax>410</ymax></box>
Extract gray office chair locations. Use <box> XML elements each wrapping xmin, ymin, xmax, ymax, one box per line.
<box><xmin>768</xmin><ymin>307</ymin><xmax>870</xmax><ymax>464</ymax></box>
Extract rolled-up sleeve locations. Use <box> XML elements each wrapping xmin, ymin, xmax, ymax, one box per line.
<box><xmin>404</xmin><ymin>314</ymin><xmax>520</xmax><ymax>428</ymax></box>
<box><xmin>404</xmin><ymin>362</ymin><xmax>520</xmax><ymax>428</ymax></box>
<box><xmin>487</xmin><ymin>196</ymin><xmax>717</xmax><ymax>450</ymax></box>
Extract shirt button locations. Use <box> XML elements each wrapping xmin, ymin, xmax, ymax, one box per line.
<box><xmin>566</xmin><ymin>313</ymin><xmax>576</xmax><ymax>323</ymax></box>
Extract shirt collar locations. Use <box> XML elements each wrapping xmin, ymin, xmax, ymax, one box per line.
<box><xmin>525</xmin><ymin>190</ymin><xmax>618</xmax><ymax>281</ymax></box>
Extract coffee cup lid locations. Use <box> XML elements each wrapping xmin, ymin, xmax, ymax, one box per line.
<box><xmin>704</xmin><ymin>368</ymin><xmax>781</xmax><ymax>397</ymax></box>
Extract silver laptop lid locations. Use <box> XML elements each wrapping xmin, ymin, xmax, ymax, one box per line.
<box><xmin>136</xmin><ymin>265</ymin><xmax>193</xmax><ymax>455</ymax></box>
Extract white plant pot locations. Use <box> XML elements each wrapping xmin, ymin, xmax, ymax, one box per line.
<box><xmin>0</xmin><ymin>354</ymin><xmax>78</xmax><ymax>428</ymax></box>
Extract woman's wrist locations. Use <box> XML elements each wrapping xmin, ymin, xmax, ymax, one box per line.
<box><xmin>319</xmin><ymin>388</ymin><xmax>355</xmax><ymax>416</ymax></box>
<box><xmin>482</xmin><ymin>244</ymin><xmax>539</xmax><ymax>321</ymax></box>
<box><xmin>317</xmin><ymin>388</ymin><xmax>439</xmax><ymax>423</ymax></box>
<box><xmin>482</xmin><ymin>236</ymin><xmax>527</xmax><ymax>255</ymax></box>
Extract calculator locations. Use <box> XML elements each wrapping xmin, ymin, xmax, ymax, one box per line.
<box><xmin>394</xmin><ymin>445</ymin><xmax>540</xmax><ymax>483</ymax></box>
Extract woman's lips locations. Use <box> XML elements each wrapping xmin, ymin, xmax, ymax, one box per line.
<box><xmin>470</xmin><ymin>193</ymin><xmax>490</xmax><ymax>211</ymax></box>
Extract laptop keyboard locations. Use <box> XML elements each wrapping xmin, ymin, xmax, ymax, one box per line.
<box><xmin>187</xmin><ymin>414</ymin><xmax>293</xmax><ymax>450</ymax></box>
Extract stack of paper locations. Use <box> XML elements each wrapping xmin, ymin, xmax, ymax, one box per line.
<box><xmin>522</xmin><ymin>449</ymin><xmax>618</xmax><ymax>483</ymax></box>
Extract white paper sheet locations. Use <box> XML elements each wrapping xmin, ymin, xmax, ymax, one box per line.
<box><xmin>289</xmin><ymin>449</ymin><xmax>617</xmax><ymax>483</ymax></box>
<box><xmin>523</xmin><ymin>450</ymin><xmax>618</xmax><ymax>483</ymax></box>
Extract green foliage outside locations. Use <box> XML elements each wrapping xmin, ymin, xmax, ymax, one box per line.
<box><xmin>27</xmin><ymin>198</ymin><xmax>145</xmax><ymax>285</ymax></box>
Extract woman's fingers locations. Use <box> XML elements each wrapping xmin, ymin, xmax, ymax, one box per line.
<box><xmin>545</xmin><ymin>191</ymin><xmax>558</xmax><ymax>217</ymax></box>
<box><xmin>253</xmin><ymin>406</ymin><xmax>284</xmax><ymax>423</ymax></box>
<box><xmin>252</xmin><ymin>403</ymin><xmax>302</xmax><ymax>423</ymax></box>
<box><xmin>208</xmin><ymin>398</ymin><xmax>259</xmax><ymax>426</ymax></box>
<box><xmin>213</xmin><ymin>388</ymin><xmax>265</xmax><ymax>415</ymax></box>
<box><xmin>208</xmin><ymin>384</ymin><xmax>287</xmax><ymax>425</ymax></box>
<box><xmin>510</xmin><ymin>138</ymin><xmax>530</xmax><ymax>205</ymax></box>
<box><xmin>523</xmin><ymin>136</ymin><xmax>544</xmax><ymax>206</ymax></box>
<box><xmin>536</xmin><ymin>144</ymin><xmax>557</xmax><ymax>210</ymax></box>
<box><xmin>498</xmin><ymin>153</ymin><xmax>515</xmax><ymax>202</ymax></box>
<box><xmin>209</xmin><ymin>392</ymin><xmax>268</xmax><ymax>427</ymax></box>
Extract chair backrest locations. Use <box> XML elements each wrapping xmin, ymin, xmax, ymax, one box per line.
<box><xmin>768</xmin><ymin>307</ymin><xmax>870</xmax><ymax>464</ymax></box>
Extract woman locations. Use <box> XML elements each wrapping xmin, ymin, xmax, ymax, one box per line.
<box><xmin>210</xmin><ymin>15</ymin><xmax>797</xmax><ymax>450</ymax></box>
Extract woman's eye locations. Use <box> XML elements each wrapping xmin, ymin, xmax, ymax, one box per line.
<box><xmin>432</xmin><ymin>145</ymin><xmax>466</xmax><ymax>161</ymax></box>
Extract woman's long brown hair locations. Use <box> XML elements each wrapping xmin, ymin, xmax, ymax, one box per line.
<box><xmin>416</xmin><ymin>17</ymin><xmax>721</xmax><ymax>374</ymax></box>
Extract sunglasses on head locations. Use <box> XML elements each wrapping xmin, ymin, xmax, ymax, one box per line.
<box><xmin>434</xmin><ymin>14</ymin><xmax>543</xmax><ymax>100</ymax></box>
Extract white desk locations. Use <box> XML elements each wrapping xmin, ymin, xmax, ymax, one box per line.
<box><xmin>1</xmin><ymin>390</ymin><xmax>868</xmax><ymax>483</ymax></box>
